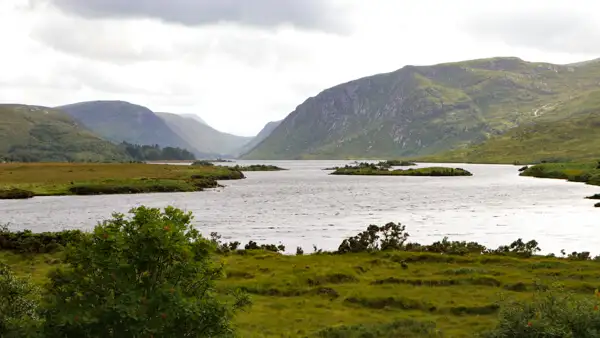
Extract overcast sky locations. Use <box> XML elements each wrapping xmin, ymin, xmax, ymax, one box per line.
<box><xmin>1</xmin><ymin>0</ymin><xmax>599</xmax><ymax>136</ymax></box>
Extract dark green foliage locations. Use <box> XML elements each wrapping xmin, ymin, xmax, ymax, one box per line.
<box><xmin>0</xmin><ymin>104</ymin><xmax>131</xmax><ymax>163</ymax></box>
<box><xmin>244</xmin><ymin>241</ymin><xmax>285</xmax><ymax>253</ymax></box>
<box><xmin>118</xmin><ymin>142</ymin><xmax>195</xmax><ymax>161</ymax></box>
<box><xmin>0</xmin><ymin>188</ymin><xmax>34</xmax><ymax>199</ymax></box>
<box><xmin>0</xmin><ymin>226</ymin><xmax>85</xmax><ymax>254</ymax></box>
<box><xmin>315</xmin><ymin>318</ymin><xmax>440</xmax><ymax>338</ymax></box>
<box><xmin>482</xmin><ymin>287</ymin><xmax>600</xmax><ymax>338</ymax></box>
<box><xmin>191</xmin><ymin>160</ymin><xmax>215</xmax><ymax>166</ymax></box>
<box><xmin>377</xmin><ymin>160</ymin><xmax>417</xmax><ymax>168</ymax></box>
<box><xmin>331</xmin><ymin>165</ymin><xmax>472</xmax><ymax>176</ymax></box>
<box><xmin>337</xmin><ymin>223</ymin><xmax>409</xmax><ymax>253</ymax></box>
<box><xmin>42</xmin><ymin>206</ymin><xmax>249</xmax><ymax>337</ymax></box>
<box><xmin>587</xmin><ymin>194</ymin><xmax>600</xmax><ymax>199</ymax></box>
<box><xmin>231</xmin><ymin>164</ymin><xmax>286</xmax><ymax>171</ymax></box>
<box><xmin>296</xmin><ymin>246</ymin><xmax>304</xmax><ymax>255</ymax></box>
<box><xmin>492</xmin><ymin>239</ymin><xmax>541</xmax><ymax>258</ymax></box>
<box><xmin>406</xmin><ymin>237</ymin><xmax>487</xmax><ymax>255</ymax></box>
<box><xmin>0</xmin><ymin>264</ymin><xmax>42</xmax><ymax>337</ymax></box>
<box><xmin>596</xmin><ymin>202</ymin><xmax>600</xmax><ymax>208</ymax></box>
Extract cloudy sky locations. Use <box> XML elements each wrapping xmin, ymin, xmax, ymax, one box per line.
<box><xmin>1</xmin><ymin>0</ymin><xmax>598</xmax><ymax>136</ymax></box>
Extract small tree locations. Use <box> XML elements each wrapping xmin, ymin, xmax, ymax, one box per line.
<box><xmin>482</xmin><ymin>285</ymin><xmax>600</xmax><ymax>337</ymax></box>
<box><xmin>0</xmin><ymin>264</ymin><xmax>42</xmax><ymax>337</ymax></box>
<box><xmin>42</xmin><ymin>206</ymin><xmax>249</xmax><ymax>337</ymax></box>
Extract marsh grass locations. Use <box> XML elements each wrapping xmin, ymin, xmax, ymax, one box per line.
<box><xmin>0</xmin><ymin>163</ymin><xmax>244</xmax><ymax>198</ymax></box>
<box><xmin>5</xmin><ymin>248</ymin><xmax>600</xmax><ymax>337</ymax></box>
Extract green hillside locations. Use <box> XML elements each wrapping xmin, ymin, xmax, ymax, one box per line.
<box><xmin>57</xmin><ymin>101</ymin><xmax>200</xmax><ymax>156</ymax></box>
<box><xmin>420</xmin><ymin>90</ymin><xmax>600</xmax><ymax>163</ymax></box>
<box><xmin>0</xmin><ymin>104</ymin><xmax>130</xmax><ymax>162</ymax></box>
<box><xmin>243</xmin><ymin>57</ymin><xmax>600</xmax><ymax>160</ymax></box>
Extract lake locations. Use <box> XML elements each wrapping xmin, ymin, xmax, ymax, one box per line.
<box><xmin>1</xmin><ymin>161</ymin><xmax>598</xmax><ymax>255</ymax></box>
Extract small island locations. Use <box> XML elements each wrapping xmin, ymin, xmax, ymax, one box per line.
<box><xmin>231</xmin><ymin>164</ymin><xmax>287</xmax><ymax>171</ymax></box>
<box><xmin>330</xmin><ymin>162</ymin><xmax>472</xmax><ymax>176</ymax></box>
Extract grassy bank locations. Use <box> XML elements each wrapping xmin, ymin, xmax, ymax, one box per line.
<box><xmin>0</xmin><ymin>163</ymin><xmax>244</xmax><ymax>198</ymax></box>
<box><xmin>3</xmin><ymin>245</ymin><xmax>600</xmax><ymax>337</ymax></box>
<box><xmin>520</xmin><ymin>162</ymin><xmax>600</xmax><ymax>186</ymax></box>
<box><xmin>5</xmin><ymin>220</ymin><xmax>600</xmax><ymax>337</ymax></box>
<box><xmin>331</xmin><ymin>166</ymin><xmax>472</xmax><ymax>176</ymax></box>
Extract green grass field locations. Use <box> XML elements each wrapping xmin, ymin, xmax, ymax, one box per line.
<box><xmin>0</xmin><ymin>163</ymin><xmax>244</xmax><ymax>198</ymax></box>
<box><xmin>4</xmin><ymin>248</ymin><xmax>600</xmax><ymax>337</ymax></box>
<box><xmin>520</xmin><ymin>162</ymin><xmax>600</xmax><ymax>187</ymax></box>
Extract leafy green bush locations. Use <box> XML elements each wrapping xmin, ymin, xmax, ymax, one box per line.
<box><xmin>191</xmin><ymin>160</ymin><xmax>214</xmax><ymax>166</ymax></box>
<box><xmin>0</xmin><ymin>188</ymin><xmax>34</xmax><ymax>200</ymax></box>
<box><xmin>482</xmin><ymin>286</ymin><xmax>600</xmax><ymax>337</ymax></box>
<box><xmin>0</xmin><ymin>226</ymin><xmax>85</xmax><ymax>254</ymax></box>
<box><xmin>337</xmin><ymin>223</ymin><xmax>409</xmax><ymax>253</ymax></box>
<box><xmin>42</xmin><ymin>206</ymin><xmax>250</xmax><ymax>337</ymax></box>
<box><xmin>0</xmin><ymin>264</ymin><xmax>42</xmax><ymax>337</ymax></box>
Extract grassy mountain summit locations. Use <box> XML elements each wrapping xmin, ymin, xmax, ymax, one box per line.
<box><xmin>242</xmin><ymin>57</ymin><xmax>600</xmax><ymax>160</ymax></box>
<box><xmin>0</xmin><ymin>104</ymin><xmax>130</xmax><ymax>162</ymax></box>
<box><xmin>156</xmin><ymin>112</ymin><xmax>252</xmax><ymax>158</ymax></box>
<box><xmin>57</xmin><ymin>101</ymin><xmax>199</xmax><ymax>156</ymax></box>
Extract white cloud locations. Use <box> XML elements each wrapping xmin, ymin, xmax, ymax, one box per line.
<box><xmin>0</xmin><ymin>0</ymin><xmax>598</xmax><ymax>136</ymax></box>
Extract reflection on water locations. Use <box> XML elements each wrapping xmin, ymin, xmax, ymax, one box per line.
<box><xmin>1</xmin><ymin>161</ymin><xmax>598</xmax><ymax>254</ymax></box>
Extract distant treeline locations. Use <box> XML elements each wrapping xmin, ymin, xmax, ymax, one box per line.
<box><xmin>118</xmin><ymin>142</ymin><xmax>196</xmax><ymax>161</ymax></box>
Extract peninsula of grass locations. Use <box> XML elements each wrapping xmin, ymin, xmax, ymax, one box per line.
<box><xmin>331</xmin><ymin>165</ymin><xmax>472</xmax><ymax>177</ymax></box>
<box><xmin>0</xmin><ymin>162</ymin><xmax>244</xmax><ymax>199</ymax></box>
<box><xmin>232</xmin><ymin>164</ymin><xmax>287</xmax><ymax>171</ymax></box>
<box><xmin>3</xmin><ymin>217</ymin><xmax>600</xmax><ymax>337</ymax></box>
<box><xmin>520</xmin><ymin>161</ymin><xmax>600</xmax><ymax>186</ymax></box>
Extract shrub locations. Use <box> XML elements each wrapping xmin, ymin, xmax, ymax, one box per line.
<box><xmin>0</xmin><ymin>264</ymin><xmax>42</xmax><ymax>337</ymax></box>
<box><xmin>41</xmin><ymin>206</ymin><xmax>250</xmax><ymax>337</ymax></box>
<box><xmin>337</xmin><ymin>222</ymin><xmax>409</xmax><ymax>254</ymax></box>
<box><xmin>482</xmin><ymin>286</ymin><xmax>600</xmax><ymax>337</ymax></box>
<box><xmin>0</xmin><ymin>226</ymin><xmax>86</xmax><ymax>254</ymax></box>
<box><xmin>0</xmin><ymin>188</ymin><xmax>34</xmax><ymax>199</ymax></box>
<box><xmin>191</xmin><ymin>160</ymin><xmax>214</xmax><ymax>166</ymax></box>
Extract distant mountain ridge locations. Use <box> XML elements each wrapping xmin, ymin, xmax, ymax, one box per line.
<box><xmin>239</xmin><ymin>120</ymin><xmax>282</xmax><ymax>156</ymax></box>
<box><xmin>156</xmin><ymin>112</ymin><xmax>252</xmax><ymax>158</ymax></box>
<box><xmin>0</xmin><ymin>104</ymin><xmax>130</xmax><ymax>162</ymax></box>
<box><xmin>243</xmin><ymin>57</ymin><xmax>600</xmax><ymax>160</ymax></box>
<box><xmin>56</xmin><ymin>100</ymin><xmax>254</xmax><ymax>158</ymax></box>
<box><xmin>57</xmin><ymin>100</ymin><xmax>199</xmax><ymax>154</ymax></box>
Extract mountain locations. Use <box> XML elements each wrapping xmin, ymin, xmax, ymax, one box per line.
<box><xmin>242</xmin><ymin>57</ymin><xmax>600</xmax><ymax>160</ymax></box>
<box><xmin>57</xmin><ymin>101</ymin><xmax>199</xmax><ymax>155</ymax></box>
<box><xmin>180</xmin><ymin>113</ymin><xmax>208</xmax><ymax>125</ymax></box>
<box><xmin>418</xmin><ymin>89</ymin><xmax>600</xmax><ymax>164</ymax></box>
<box><xmin>239</xmin><ymin>120</ymin><xmax>282</xmax><ymax>155</ymax></box>
<box><xmin>156</xmin><ymin>112</ymin><xmax>252</xmax><ymax>158</ymax></box>
<box><xmin>0</xmin><ymin>104</ymin><xmax>130</xmax><ymax>162</ymax></box>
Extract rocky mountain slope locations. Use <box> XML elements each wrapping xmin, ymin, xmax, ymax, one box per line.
<box><xmin>156</xmin><ymin>112</ymin><xmax>252</xmax><ymax>158</ymax></box>
<box><xmin>57</xmin><ymin>101</ymin><xmax>199</xmax><ymax>155</ymax></box>
<box><xmin>242</xmin><ymin>57</ymin><xmax>600</xmax><ymax>160</ymax></box>
<box><xmin>0</xmin><ymin>104</ymin><xmax>130</xmax><ymax>162</ymax></box>
<box><xmin>238</xmin><ymin>120</ymin><xmax>282</xmax><ymax>156</ymax></box>
<box><xmin>419</xmin><ymin>89</ymin><xmax>600</xmax><ymax>163</ymax></box>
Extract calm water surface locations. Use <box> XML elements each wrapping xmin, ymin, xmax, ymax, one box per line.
<box><xmin>1</xmin><ymin>161</ymin><xmax>598</xmax><ymax>254</ymax></box>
